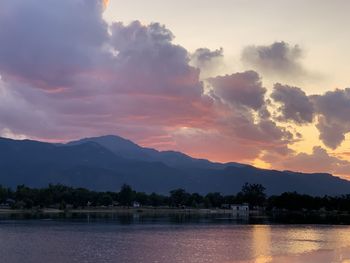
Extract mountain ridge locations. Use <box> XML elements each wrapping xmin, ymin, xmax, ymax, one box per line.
<box><xmin>0</xmin><ymin>135</ymin><xmax>348</xmax><ymax>196</ymax></box>
<box><xmin>67</xmin><ymin>135</ymin><xmax>246</xmax><ymax>170</ymax></box>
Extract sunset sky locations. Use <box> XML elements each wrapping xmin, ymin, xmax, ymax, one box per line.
<box><xmin>0</xmin><ymin>0</ymin><xmax>350</xmax><ymax>178</ymax></box>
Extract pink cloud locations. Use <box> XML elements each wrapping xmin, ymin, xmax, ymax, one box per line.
<box><xmin>265</xmin><ymin>146</ymin><xmax>350</xmax><ymax>178</ymax></box>
<box><xmin>3</xmin><ymin>0</ymin><xmax>346</xmax><ymax>177</ymax></box>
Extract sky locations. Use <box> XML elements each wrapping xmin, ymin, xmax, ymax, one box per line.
<box><xmin>0</xmin><ymin>0</ymin><xmax>350</xmax><ymax>179</ymax></box>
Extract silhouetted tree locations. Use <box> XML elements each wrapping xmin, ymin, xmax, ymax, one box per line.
<box><xmin>205</xmin><ymin>192</ymin><xmax>224</xmax><ymax>208</ymax></box>
<box><xmin>188</xmin><ymin>193</ymin><xmax>204</xmax><ymax>208</ymax></box>
<box><xmin>100</xmin><ymin>194</ymin><xmax>113</xmax><ymax>206</ymax></box>
<box><xmin>170</xmin><ymin>189</ymin><xmax>190</xmax><ymax>207</ymax></box>
<box><xmin>59</xmin><ymin>200</ymin><xmax>67</xmax><ymax>210</ymax></box>
<box><xmin>237</xmin><ymin>183</ymin><xmax>266</xmax><ymax>207</ymax></box>
<box><xmin>0</xmin><ymin>185</ymin><xmax>11</xmax><ymax>203</ymax></box>
<box><xmin>149</xmin><ymin>192</ymin><xmax>168</xmax><ymax>207</ymax></box>
<box><xmin>119</xmin><ymin>184</ymin><xmax>135</xmax><ymax>207</ymax></box>
<box><xmin>4</xmin><ymin>183</ymin><xmax>350</xmax><ymax>212</ymax></box>
<box><xmin>135</xmin><ymin>192</ymin><xmax>149</xmax><ymax>206</ymax></box>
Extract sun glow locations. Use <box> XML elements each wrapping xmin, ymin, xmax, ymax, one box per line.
<box><xmin>102</xmin><ymin>0</ymin><xmax>110</xmax><ymax>9</ymax></box>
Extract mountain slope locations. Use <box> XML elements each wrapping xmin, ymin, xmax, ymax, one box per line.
<box><xmin>0</xmin><ymin>136</ymin><xmax>349</xmax><ymax>196</ymax></box>
<box><xmin>68</xmin><ymin>135</ymin><xmax>243</xmax><ymax>170</ymax></box>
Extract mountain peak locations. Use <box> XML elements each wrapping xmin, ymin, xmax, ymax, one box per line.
<box><xmin>68</xmin><ymin>134</ymin><xmax>156</xmax><ymax>161</ymax></box>
<box><xmin>68</xmin><ymin>135</ymin><xmax>230</xmax><ymax>169</ymax></box>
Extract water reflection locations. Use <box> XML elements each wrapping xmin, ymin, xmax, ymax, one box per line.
<box><xmin>1</xmin><ymin>213</ymin><xmax>350</xmax><ymax>262</ymax></box>
<box><xmin>283</xmin><ymin>227</ymin><xmax>324</xmax><ymax>254</ymax></box>
<box><xmin>252</xmin><ymin>225</ymin><xmax>272</xmax><ymax>263</ymax></box>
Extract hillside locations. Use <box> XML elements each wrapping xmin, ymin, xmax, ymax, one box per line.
<box><xmin>0</xmin><ymin>136</ymin><xmax>349</xmax><ymax>196</ymax></box>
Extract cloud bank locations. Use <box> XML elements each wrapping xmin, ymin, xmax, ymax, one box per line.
<box><xmin>273</xmin><ymin>147</ymin><xmax>350</xmax><ymax>179</ymax></box>
<box><xmin>0</xmin><ymin>0</ymin><xmax>349</xmax><ymax>177</ymax></box>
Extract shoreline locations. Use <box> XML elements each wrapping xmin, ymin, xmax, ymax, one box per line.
<box><xmin>2</xmin><ymin>208</ymin><xmax>350</xmax><ymax>225</ymax></box>
<box><xmin>0</xmin><ymin>207</ymin><xmax>235</xmax><ymax>215</ymax></box>
<box><xmin>1</xmin><ymin>207</ymin><xmax>350</xmax><ymax>215</ymax></box>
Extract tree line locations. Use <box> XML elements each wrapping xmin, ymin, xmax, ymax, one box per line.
<box><xmin>1</xmin><ymin>183</ymin><xmax>350</xmax><ymax>211</ymax></box>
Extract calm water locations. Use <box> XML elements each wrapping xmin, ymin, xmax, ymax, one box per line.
<box><xmin>1</xmin><ymin>213</ymin><xmax>350</xmax><ymax>263</ymax></box>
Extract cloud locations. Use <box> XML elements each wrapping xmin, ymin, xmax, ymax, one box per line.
<box><xmin>190</xmin><ymin>47</ymin><xmax>224</xmax><ymax>78</ymax></box>
<box><xmin>109</xmin><ymin>21</ymin><xmax>203</xmax><ymax>98</ymax></box>
<box><xmin>191</xmin><ymin>48</ymin><xmax>223</xmax><ymax>65</ymax></box>
<box><xmin>208</xmin><ymin>71</ymin><xmax>266</xmax><ymax>110</ymax></box>
<box><xmin>271</xmin><ymin>83</ymin><xmax>314</xmax><ymax>124</ymax></box>
<box><xmin>270</xmin><ymin>146</ymin><xmax>350</xmax><ymax>178</ymax></box>
<box><xmin>0</xmin><ymin>1</ymin><xmax>215</xmax><ymax>143</ymax></box>
<box><xmin>312</xmin><ymin>88</ymin><xmax>350</xmax><ymax>149</ymax></box>
<box><xmin>242</xmin><ymin>41</ymin><xmax>305</xmax><ymax>79</ymax></box>
<box><xmin>0</xmin><ymin>0</ymin><xmax>109</xmax><ymax>90</ymax></box>
<box><xmin>2</xmin><ymin>0</ymin><xmax>348</xmax><ymax>174</ymax></box>
<box><xmin>0</xmin><ymin>0</ymin><xmax>297</xmax><ymax>164</ymax></box>
<box><xmin>0</xmin><ymin>79</ymin><xmax>56</xmax><ymax>139</ymax></box>
<box><xmin>207</xmin><ymin>71</ymin><xmax>294</xmax><ymax>158</ymax></box>
<box><xmin>269</xmin><ymin>84</ymin><xmax>350</xmax><ymax>150</ymax></box>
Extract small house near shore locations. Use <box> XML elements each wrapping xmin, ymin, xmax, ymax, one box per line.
<box><xmin>0</xmin><ymin>198</ymin><xmax>15</xmax><ymax>209</ymax></box>
<box><xmin>231</xmin><ymin>203</ymin><xmax>249</xmax><ymax>215</ymax></box>
<box><xmin>133</xmin><ymin>201</ymin><xmax>141</xmax><ymax>208</ymax></box>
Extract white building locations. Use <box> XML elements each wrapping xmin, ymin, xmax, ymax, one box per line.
<box><xmin>133</xmin><ymin>201</ymin><xmax>141</xmax><ymax>208</ymax></box>
<box><xmin>231</xmin><ymin>204</ymin><xmax>249</xmax><ymax>215</ymax></box>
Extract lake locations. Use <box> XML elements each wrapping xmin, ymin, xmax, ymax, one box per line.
<box><xmin>1</xmin><ymin>213</ymin><xmax>350</xmax><ymax>263</ymax></box>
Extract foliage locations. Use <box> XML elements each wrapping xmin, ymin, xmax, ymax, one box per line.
<box><xmin>237</xmin><ymin>183</ymin><xmax>266</xmax><ymax>207</ymax></box>
<box><xmin>0</xmin><ymin>182</ymin><xmax>350</xmax><ymax>212</ymax></box>
<box><xmin>118</xmin><ymin>184</ymin><xmax>135</xmax><ymax>207</ymax></box>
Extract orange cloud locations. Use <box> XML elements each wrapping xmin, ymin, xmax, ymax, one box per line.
<box><xmin>102</xmin><ymin>0</ymin><xmax>109</xmax><ymax>9</ymax></box>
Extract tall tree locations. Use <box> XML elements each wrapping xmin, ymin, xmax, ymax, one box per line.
<box><xmin>170</xmin><ymin>189</ymin><xmax>190</xmax><ymax>207</ymax></box>
<box><xmin>119</xmin><ymin>184</ymin><xmax>135</xmax><ymax>207</ymax></box>
<box><xmin>237</xmin><ymin>183</ymin><xmax>266</xmax><ymax>208</ymax></box>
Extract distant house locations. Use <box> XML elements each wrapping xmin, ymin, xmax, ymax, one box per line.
<box><xmin>133</xmin><ymin>201</ymin><xmax>141</xmax><ymax>208</ymax></box>
<box><xmin>231</xmin><ymin>203</ymin><xmax>249</xmax><ymax>215</ymax></box>
<box><xmin>221</xmin><ymin>204</ymin><xmax>231</xmax><ymax>209</ymax></box>
<box><xmin>0</xmin><ymin>198</ymin><xmax>15</xmax><ymax>209</ymax></box>
<box><xmin>0</xmin><ymin>202</ymin><xmax>8</xmax><ymax>209</ymax></box>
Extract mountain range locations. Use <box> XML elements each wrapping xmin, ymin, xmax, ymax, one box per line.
<box><xmin>0</xmin><ymin>135</ymin><xmax>349</xmax><ymax>196</ymax></box>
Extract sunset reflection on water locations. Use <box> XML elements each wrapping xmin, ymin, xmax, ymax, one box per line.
<box><xmin>1</xmin><ymin>221</ymin><xmax>350</xmax><ymax>263</ymax></box>
<box><xmin>252</xmin><ymin>225</ymin><xmax>272</xmax><ymax>263</ymax></box>
<box><xmin>244</xmin><ymin>225</ymin><xmax>350</xmax><ymax>263</ymax></box>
